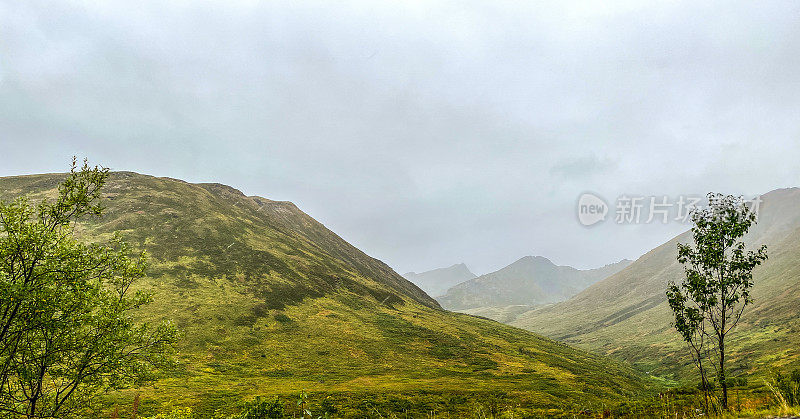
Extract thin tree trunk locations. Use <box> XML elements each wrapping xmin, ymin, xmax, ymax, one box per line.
<box><xmin>719</xmin><ymin>258</ymin><xmax>729</xmax><ymax>411</ymax></box>
<box><xmin>698</xmin><ymin>361</ymin><xmax>709</xmax><ymax>414</ymax></box>
<box><xmin>692</xmin><ymin>338</ymin><xmax>710</xmax><ymax>414</ymax></box>
<box><xmin>720</xmin><ymin>336</ymin><xmax>728</xmax><ymax>410</ymax></box>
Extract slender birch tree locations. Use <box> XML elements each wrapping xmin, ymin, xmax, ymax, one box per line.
<box><xmin>668</xmin><ymin>193</ymin><xmax>767</xmax><ymax>411</ymax></box>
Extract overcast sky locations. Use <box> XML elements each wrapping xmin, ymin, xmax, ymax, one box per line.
<box><xmin>2</xmin><ymin>0</ymin><xmax>800</xmax><ymax>275</ymax></box>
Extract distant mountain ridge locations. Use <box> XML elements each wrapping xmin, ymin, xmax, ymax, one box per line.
<box><xmin>403</xmin><ymin>263</ymin><xmax>476</xmax><ymax>297</ymax></box>
<box><xmin>437</xmin><ymin>256</ymin><xmax>631</xmax><ymax>312</ymax></box>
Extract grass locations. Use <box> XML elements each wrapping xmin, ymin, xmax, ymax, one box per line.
<box><xmin>103</xmin><ymin>286</ymin><xmax>653</xmax><ymax>416</ymax></box>
<box><xmin>119</xmin><ymin>385</ymin><xmax>799</xmax><ymax>418</ymax></box>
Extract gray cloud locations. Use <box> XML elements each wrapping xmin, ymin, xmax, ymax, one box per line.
<box><xmin>549</xmin><ymin>155</ymin><xmax>617</xmax><ymax>180</ymax></box>
<box><xmin>1</xmin><ymin>0</ymin><xmax>800</xmax><ymax>274</ymax></box>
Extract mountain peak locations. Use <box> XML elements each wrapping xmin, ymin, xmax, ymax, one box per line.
<box><xmin>515</xmin><ymin>255</ymin><xmax>555</xmax><ymax>266</ymax></box>
<box><xmin>448</xmin><ymin>262</ymin><xmax>476</xmax><ymax>276</ymax></box>
<box><xmin>402</xmin><ymin>263</ymin><xmax>477</xmax><ymax>298</ymax></box>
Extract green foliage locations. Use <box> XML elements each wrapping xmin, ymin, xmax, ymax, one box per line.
<box><xmin>0</xmin><ymin>159</ymin><xmax>177</xmax><ymax>418</ymax></box>
<box><xmin>319</xmin><ymin>397</ymin><xmax>337</xmax><ymax>416</ymax></box>
<box><xmin>142</xmin><ymin>384</ymin><xmax>800</xmax><ymax>419</ymax></box>
<box><xmin>667</xmin><ymin>193</ymin><xmax>768</xmax><ymax>411</ymax></box>
<box><xmin>772</xmin><ymin>369</ymin><xmax>800</xmax><ymax>406</ymax></box>
<box><xmin>296</xmin><ymin>391</ymin><xmax>311</xmax><ymax>418</ymax></box>
<box><xmin>237</xmin><ymin>396</ymin><xmax>284</xmax><ymax>419</ymax></box>
<box><xmin>142</xmin><ymin>407</ymin><xmax>194</xmax><ymax>419</ymax></box>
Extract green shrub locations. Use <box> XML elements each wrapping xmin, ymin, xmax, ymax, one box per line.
<box><xmin>320</xmin><ymin>396</ymin><xmax>338</xmax><ymax>415</ymax></box>
<box><xmin>274</xmin><ymin>313</ymin><xmax>292</xmax><ymax>323</ymax></box>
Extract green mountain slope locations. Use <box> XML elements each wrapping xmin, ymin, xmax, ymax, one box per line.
<box><xmin>438</xmin><ymin>256</ymin><xmax>630</xmax><ymax>313</ymax></box>
<box><xmin>514</xmin><ymin>188</ymin><xmax>800</xmax><ymax>381</ymax></box>
<box><xmin>0</xmin><ymin>172</ymin><xmax>651</xmax><ymax>415</ymax></box>
<box><xmin>403</xmin><ymin>263</ymin><xmax>476</xmax><ymax>297</ymax></box>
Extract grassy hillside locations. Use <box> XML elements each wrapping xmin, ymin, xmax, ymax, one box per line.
<box><xmin>0</xmin><ymin>172</ymin><xmax>653</xmax><ymax>416</ymax></box>
<box><xmin>403</xmin><ymin>263</ymin><xmax>476</xmax><ymax>298</ymax></box>
<box><xmin>438</xmin><ymin>256</ymin><xmax>630</xmax><ymax>316</ymax></box>
<box><xmin>514</xmin><ymin>188</ymin><xmax>800</xmax><ymax>382</ymax></box>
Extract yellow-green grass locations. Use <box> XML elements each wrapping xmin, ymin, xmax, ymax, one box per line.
<box><xmin>103</xmin><ymin>276</ymin><xmax>652</xmax><ymax>415</ymax></box>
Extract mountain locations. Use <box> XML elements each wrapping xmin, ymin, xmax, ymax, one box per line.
<box><xmin>513</xmin><ymin>188</ymin><xmax>800</xmax><ymax>380</ymax></box>
<box><xmin>437</xmin><ymin>256</ymin><xmax>631</xmax><ymax>316</ymax></box>
<box><xmin>0</xmin><ymin>172</ymin><xmax>651</xmax><ymax>415</ymax></box>
<box><xmin>402</xmin><ymin>263</ymin><xmax>476</xmax><ymax>297</ymax></box>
